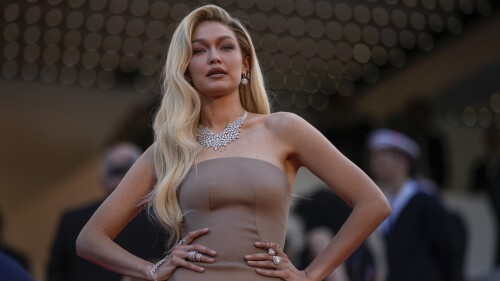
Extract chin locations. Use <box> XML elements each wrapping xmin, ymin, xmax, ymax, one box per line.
<box><xmin>199</xmin><ymin>86</ymin><xmax>238</xmax><ymax>97</ymax></box>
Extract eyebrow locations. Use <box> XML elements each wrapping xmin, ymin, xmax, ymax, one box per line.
<box><xmin>191</xmin><ymin>35</ymin><xmax>236</xmax><ymax>45</ymax></box>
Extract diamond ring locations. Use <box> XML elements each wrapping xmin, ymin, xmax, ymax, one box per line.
<box><xmin>272</xmin><ymin>256</ymin><xmax>282</xmax><ymax>265</ymax></box>
<box><xmin>179</xmin><ymin>238</ymin><xmax>190</xmax><ymax>245</ymax></box>
<box><xmin>195</xmin><ymin>252</ymin><xmax>202</xmax><ymax>262</ymax></box>
<box><xmin>188</xmin><ymin>250</ymin><xmax>199</xmax><ymax>261</ymax></box>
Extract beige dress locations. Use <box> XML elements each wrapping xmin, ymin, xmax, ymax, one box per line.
<box><xmin>171</xmin><ymin>157</ymin><xmax>291</xmax><ymax>281</ymax></box>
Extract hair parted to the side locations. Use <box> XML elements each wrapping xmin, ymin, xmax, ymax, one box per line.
<box><xmin>146</xmin><ymin>4</ymin><xmax>270</xmax><ymax>248</ymax></box>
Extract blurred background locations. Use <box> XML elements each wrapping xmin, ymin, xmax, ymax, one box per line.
<box><xmin>0</xmin><ymin>0</ymin><xmax>499</xmax><ymax>280</ymax></box>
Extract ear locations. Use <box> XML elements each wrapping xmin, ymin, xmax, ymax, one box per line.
<box><xmin>241</xmin><ymin>56</ymin><xmax>250</xmax><ymax>75</ymax></box>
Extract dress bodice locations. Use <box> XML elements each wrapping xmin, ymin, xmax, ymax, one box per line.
<box><xmin>171</xmin><ymin>157</ymin><xmax>291</xmax><ymax>281</ymax></box>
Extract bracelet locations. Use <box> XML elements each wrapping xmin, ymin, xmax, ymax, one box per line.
<box><xmin>149</xmin><ymin>255</ymin><xmax>169</xmax><ymax>281</ymax></box>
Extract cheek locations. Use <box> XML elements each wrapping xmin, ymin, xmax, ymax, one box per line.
<box><xmin>187</xmin><ymin>61</ymin><xmax>199</xmax><ymax>77</ymax></box>
<box><xmin>188</xmin><ymin>56</ymin><xmax>206</xmax><ymax>74</ymax></box>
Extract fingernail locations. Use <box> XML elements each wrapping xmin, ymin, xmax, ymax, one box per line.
<box><xmin>245</xmin><ymin>255</ymin><xmax>250</xmax><ymax>260</ymax></box>
<box><xmin>204</xmin><ymin>228</ymin><xmax>209</xmax><ymax>231</ymax></box>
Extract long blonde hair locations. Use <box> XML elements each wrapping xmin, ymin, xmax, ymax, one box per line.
<box><xmin>148</xmin><ymin>4</ymin><xmax>270</xmax><ymax>247</ymax></box>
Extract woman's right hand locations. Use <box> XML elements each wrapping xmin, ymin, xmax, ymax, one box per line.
<box><xmin>152</xmin><ymin>228</ymin><xmax>216</xmax><ymax>280</ymax></box>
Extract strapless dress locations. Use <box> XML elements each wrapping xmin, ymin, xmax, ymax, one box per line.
<box><xmin>170</xmin><ymin>157</ymin><xmax>291</xmax><ymax>281</ymax></box>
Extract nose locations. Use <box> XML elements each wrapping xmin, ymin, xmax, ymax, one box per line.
<box><xmin>208</xmin><ymin>50</ymin><xmax>221</xmax><ymax>64</ymax></box>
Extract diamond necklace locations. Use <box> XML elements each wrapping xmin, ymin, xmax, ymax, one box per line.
<box><xmin>197</xmin><ymin>111</ymin><xmax>248</xmax><ymax>150</ymax></box>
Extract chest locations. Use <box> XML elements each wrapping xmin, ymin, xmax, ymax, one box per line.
<box><xmin>178</xmin><ymin>158</ymin><xmax>290</xmax><ymax>212</ymax></box>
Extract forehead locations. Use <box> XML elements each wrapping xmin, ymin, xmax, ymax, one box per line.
<box><xmin>371</xmin><ymin>148</ymin><xmax>402</xmax><ymax>158</ymax></box>
<box><xmin>192</xmin><ymin>21</ymin><xmax>237</xmax><ymax>41</ymax></box>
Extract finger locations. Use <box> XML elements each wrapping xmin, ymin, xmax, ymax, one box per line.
<box><xmin>254</xmin><ymin>241</ymin><xmax>282</xmax><ymax>252</ymax></box>
<box><xmin>246</xmin><ymin>260</ymin><xmax>277</xmax><ymax>269</ymax></box>
<box><xmin>196</xmin><ymin>254</ymin><xmax>215</xmax><ymax>264</ymax></box>
<box><xmin>245</xmin><ymin>253</ymin><xmax>273</xmax><ymax>261</ymax></box>
<box><xmin>184</xmin><ymin>228</ymin><xmax>210</xmax><ymax>243</ymax></box>
<box><xmin>170</xmin><ymin>256</ymin><xmax>205</xmax><ymax>273</ymax></box>
<box><xmin>183</xmin><ymin>250</ymin><xmax>215</xmax><ymax>263</ymax></box>
<box><xmin>178</xmin><ymin>237</ymin><xmax>189</xmax><ymax>246</ymax></box>
<box><xmin>187</xmin><ymin>244</ymin><xmax>217</xmax><ymax>257</ymax></box>
<box><xmin>170</xmin><ymin>248</ymin><xmax>213</xmax><ymax>262</ymax></box>
<box><xmin>255</xmin><ymin>268</ymin><xmax>286</xmax><ymax>278</ymax></box>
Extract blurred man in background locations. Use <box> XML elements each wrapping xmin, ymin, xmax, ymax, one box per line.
<box><xmin>368</xmin><ymin>129</ymin><xmax>466</xmax><ymax>281</ymax></box>
<box><xmin>46</xmin><ymin>142</ymin><xmax>165</xmax><ymax>281</ymax></box>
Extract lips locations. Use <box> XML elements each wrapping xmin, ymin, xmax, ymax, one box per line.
<box><xmin>207</xmin><ymin>67</ymin><xmax>227</xmax><ymax>77</ymax></box>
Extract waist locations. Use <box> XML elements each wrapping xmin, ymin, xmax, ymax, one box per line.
<box><xmin>181</xmin><ymin>225</ymin><xmax>280</xmax><ymax>262</ymax></box>
<box><xmin>177</xmin><ymin>220</ymin><xmax>275</xmax><ymax>281</ymax></box>
<box><xmin>181</xmin><ymin>208</ymin><xmax>286</xmax><ymax>260</ymax></box>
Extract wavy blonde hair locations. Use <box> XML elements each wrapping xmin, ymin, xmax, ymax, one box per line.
<box><xmin>148</xmin><ymin>4</ymin><xmax>270</xmax><ymax>247</ymax></box>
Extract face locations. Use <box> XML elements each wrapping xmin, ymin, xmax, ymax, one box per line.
<box><xmin>102</xmin><ymin>148</ymin><xmax>137</xmax><ymax>194</ymax></box>
<box><xmin>188</xmin><ymin>21</ymin><xmax>249</xmax><ymax>97</ymax></box>
<box><xmin>369</xmin><ymin>149</ymin><xmax>406</xmax><ymax>184</ymax></box>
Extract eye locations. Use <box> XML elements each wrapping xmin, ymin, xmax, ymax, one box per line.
<box><xmin>193</xmin><ymin>48</ymin><xmax>205</xmax><ymax>55</ymax></box>
<box><xmin>221</xmin><ymin>44</ymin><xmax>234</xmax><ymax>50</ymax></box>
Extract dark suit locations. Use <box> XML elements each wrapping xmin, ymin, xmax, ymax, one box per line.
<box><xmin>385</xmin><ymin>192</ymin><xmax>465</xmax><ymax>281</ymax></box>
<box><xmin>0</xmin><ymin>251</ymin><xmax>33</xmax><ymax>281</ymax></box>
<box><xmin>46</xmin><ymin>201</ymin><xmax>166</xmax><ymax>281</ymax></box>
<box><xmin>0</xmin><ymin>244</ymin><xmax>30</xmax><ymax>272</ymax></box>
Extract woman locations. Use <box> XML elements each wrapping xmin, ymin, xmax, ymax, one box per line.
<box><xmin>76</xmin><ymin>5</ymin><xmax>390</xmax><ymax>281</ymax></box>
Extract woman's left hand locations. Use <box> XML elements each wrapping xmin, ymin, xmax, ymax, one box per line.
<box><xmin>245</xmin><ymin>240</ymin><xmax>309</xmax><ymax>281</ymax></box>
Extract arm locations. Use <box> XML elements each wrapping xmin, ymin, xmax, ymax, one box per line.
<box><xmin>279</xmin><ymin>113</ymin><xmax>390</xmax><ymax>281</ymax></box>
<box><xmin>76</xmin><ymin>145</ymin><xmax>216</xmax><ymax>280</ymax></box>
<box><xmin>76</xmin><ymin>145</ymin><xmax>157</xmax><ymax>280</ymax></box>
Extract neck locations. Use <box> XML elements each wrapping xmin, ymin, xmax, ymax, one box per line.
<box><xmin>199</xmin><ymin>93</ymin><xmax>245</xmax><ymax>132</ymax></box>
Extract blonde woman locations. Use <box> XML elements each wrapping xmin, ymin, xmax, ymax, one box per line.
<box><xmin>76</xmin><ymin>4</ymin><xmax>390</xmax><ymax>281</ymax></box>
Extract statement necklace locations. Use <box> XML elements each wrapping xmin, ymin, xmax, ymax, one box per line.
<box><xmin>197</xmin><ymin>111</ymin><xmax>248</xmax><ymax>150</ymax></box>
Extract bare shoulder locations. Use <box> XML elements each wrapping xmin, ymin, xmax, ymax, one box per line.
<box><xmin>261</xmin><ymin>111</ymin><xmax>313</xmax><ymax>139</ymax></box>
<box><xmin>263</xmin><ymin>111</ymin><xmax>307</xmax><ymax>132</ymax></box>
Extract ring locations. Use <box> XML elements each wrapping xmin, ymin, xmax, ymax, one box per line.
<box><xmin>179</xmin><ymin>238</ymin><xmax>190</xmax><ymax>245</ymax></box>
<box><xmin>268</xmin><ymin>248</ymin><xmax>276</xmax><ymax>256</ymax></box>
<box><xmin>265</xmin><ymin>240</ymin><xmax>281</xmax><ymax>250</ymax></box>
<box><xmin>196</xmin><ymin>252</ymin><xmax>202</xmax><ymax>262</ymax></box>
<box><xmin>188</xmin><ymin>250</ymin><xmax>198</xmax><ymax>262</ymax></box>
<box><xmin>272</xmin><ymin>256</ymin><xmax>282</xmax><ymax>265</ymax></box>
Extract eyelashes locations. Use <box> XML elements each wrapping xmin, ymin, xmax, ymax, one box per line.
<box><xmin>193</xmin><ymin>48</ymin><xmax>205</xmax><ymax>55</ymax></box>
<box><xmin>221</xmin><ymin>44</ymin><xmax>234</xmax><ymax>50</ymax></box>
<box><xmin>192</xmin><ymin>44</ymin><xmax>235</xmax><ymax>55</ymax></box>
